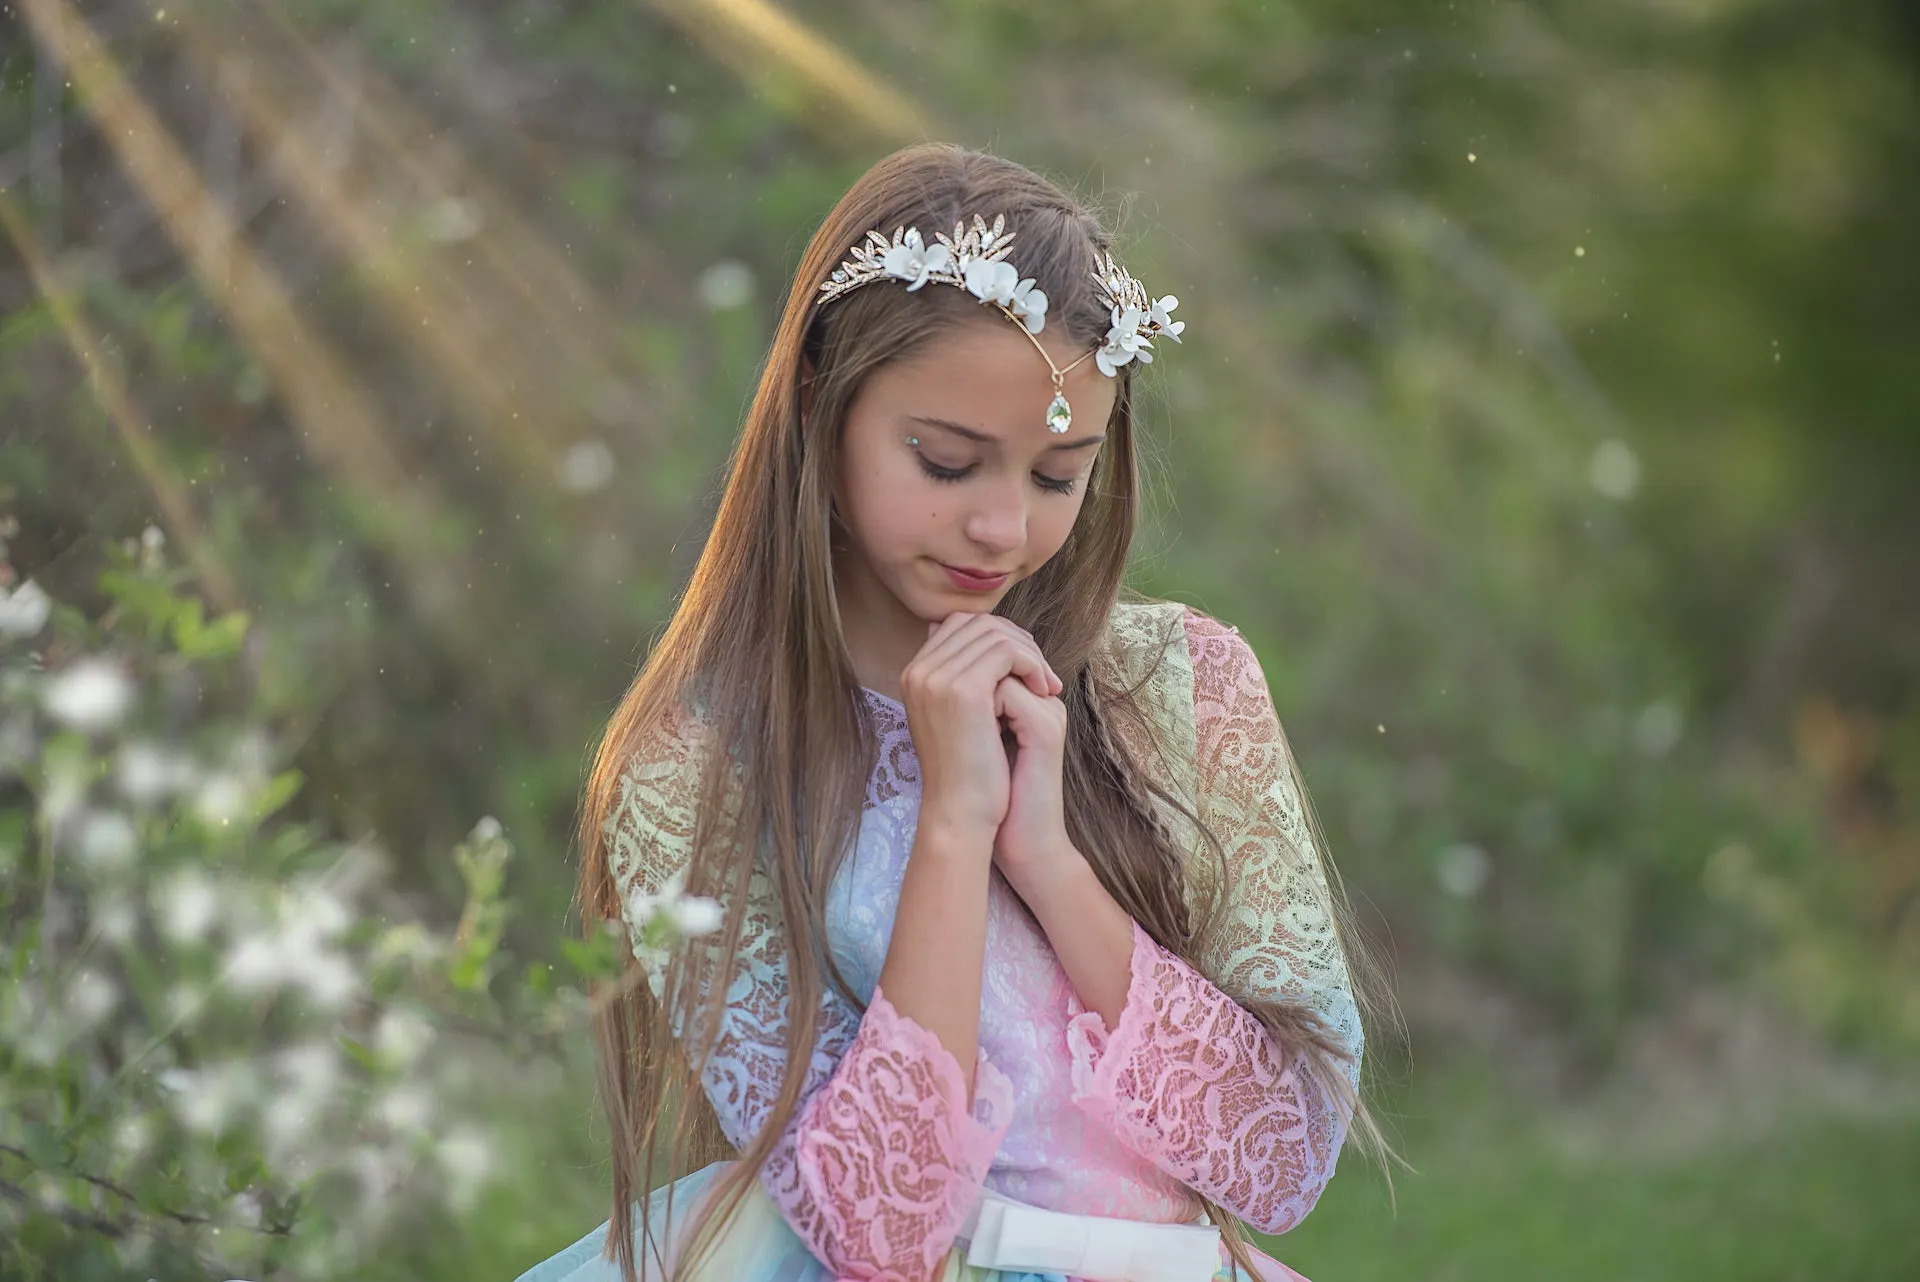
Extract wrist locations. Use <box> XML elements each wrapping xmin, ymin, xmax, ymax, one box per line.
<box><xmin>913</xmin><ymin>808</ymin><xmax>998</xmax><ymax>861</ymax></box>
<box><xmin>1002</xmin><ymin>839</ymin><xmax>1092</xmax><ymax>909</ymax></box>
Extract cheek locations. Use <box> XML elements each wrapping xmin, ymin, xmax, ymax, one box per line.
<box><xmin>1031</xmin><ymin>492</ymin><xmax>1087</xmax><ymax>558</ymax></box>
<box><xmin>842</xmin><ymin>460</ymin><xmax>942</xmax><ymax>557</ymax></box>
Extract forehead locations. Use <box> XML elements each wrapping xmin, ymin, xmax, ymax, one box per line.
<box><xmin>854</xmin><ymin>318</ymin><xmax>1116</xmax><ymax>447</ymax></box>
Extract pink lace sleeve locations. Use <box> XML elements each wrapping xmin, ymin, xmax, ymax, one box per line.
<box><xmin>773</xmin><ymin>989</ymin><xmax>1014</xmax><ymax>1280</ymax></box>
<box><xmin>604</xmin><ymin>702</ymin><xmax>1013</xmax><ymax>1280</ymax></box>
<box><xmin>1063</xmin><ymin>921</ymin><xmax>1340</xmax><ymax>1234</ymax></box>
<box><xmin>1060</xmin><ymin>606</ymin><xmax>1362</xmax><ymax>1234</ymax></box>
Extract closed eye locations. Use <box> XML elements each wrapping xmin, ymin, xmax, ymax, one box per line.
<box><xmin>917</xmin><ymin>457</ymin><xmax>1079</xmax><ymax>495</ymax></box>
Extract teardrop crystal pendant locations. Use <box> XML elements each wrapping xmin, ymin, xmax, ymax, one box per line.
<box><xmin>1045</xmin><ymin>390</ymin><xmax>1072</xmax><ymax>434</ymax></box>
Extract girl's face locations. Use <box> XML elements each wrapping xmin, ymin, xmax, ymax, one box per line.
<box><xmin>832</xmin><ymin>316</ymin><xmax>1117</xmax><ymax>645</ymax></box>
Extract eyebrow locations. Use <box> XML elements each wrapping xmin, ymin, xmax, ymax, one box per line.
<box><xmin>908</xmin><ymin>416</ymin><xmax>1106</xmax><ymax>451</ymax></box>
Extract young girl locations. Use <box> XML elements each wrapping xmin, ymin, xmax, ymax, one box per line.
<box><xmin>518</xmin><ymin>143</ymin><xmax>1382</xmax><ymax>1282</ymax></box>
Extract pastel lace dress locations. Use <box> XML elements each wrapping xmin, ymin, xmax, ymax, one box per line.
<box><xmin>516</xmin><ymin>602</ymin><xmax>1362</xmax><ymax>1282</ymax></box>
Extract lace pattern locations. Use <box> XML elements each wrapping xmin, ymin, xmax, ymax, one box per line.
<box><xmin>604</xmin><ymin>704</ymin><xmax>1012</xmax><ymax>1280</ymax></box>
<box><xmin>1179</xmin><ymin>610</ymin><xmax>1363</xmax><ymax>1082</ymax></box>
<box><xmin>1064</xmin><ymin>920</ymin><xmax>1339</xmax><ymax>1234</ymax></box>
<box><xmin>598</xmin><ymin>599</ymin><xmax>1360</xmax><ymax>1273</ymax></box>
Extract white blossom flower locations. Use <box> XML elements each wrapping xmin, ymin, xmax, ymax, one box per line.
<box><xmin>156</xmin><ymin>870</ymin><xmax>221</xmax><ymax>944</ymax></box>
<box><xmin>172</xmin><ymin>1060</ymin><xmax>255</xmax><ymax>1135</ymax></box>
<box><xmin>193</xmin><ymin>771</ymin><xmax>252</xmax><ymax>825</ymax></box>
<box><xmin>435</xmin><ymin>1126</ymin><xmax>495</xmax><ymax>1212</ymax></box>
<box><xmin>166</xmin><ymin>982</ymin><xmax>210</xmax><ymax>1023</ymax></box>
<box><xmin>138</xmin><ymin>523</ymin><xmax>166</xmax><ymax>571</ymax></box>
<box><xmin>284</xmin><ymin>881</ymin><xmax>352</xmax><ymax>942</ymax></box>
<box><xmin>223</xmin><ymin>928</ymin><xmax>288</xmax><ymax>992</ymax></box>
<box><xmin>473</xmin><ymin>815</ymin><xmax>504</xmax><ymax>843</ymax></box>
<box><xmin>623</xmin><ymin>866</ymin><xmax>684</xmax><ymax>928</ymax></box>
<box><xmin>881</xmin><ymin>228</ymin><xmax>951</xmax><ymax>291</ymax></box>
<box><xmin>261</xmin><ymin>1091</ymin><xmax>318</xmax><ymax>1162</ymax></box>
<box><xmin>94</xmin><ymin>894</ymin><xmax>138</xmax><ymax>945</ymax></box>
<box><xmin>352</xmin><ymin>1141</ymin><xmax>405</xmax><ymax>1214</ymax></box>
<box><xmin>116</xmin><ymin>740</ymin><xmax>200</xmax><ymax>805</ymax></box>
<box><xmin>68</xmin><ymin>968</ymin><xmax>119</xmax><ymax>1028</ymax></box>
<box><xmin>963</xmin><ymin>257</ymin><xmax>1019</xmax><ymax>307</ymax></box>
<box><xmin>43</xmin><ymin>658</ymin><xmax>134</xmax><ymax>733</ymax></box>
<box><xmin>1008</xmin><ymin>278</ymin><xmax>1049</xmax><ymax>333</ymax></box>
<box><xmin>224</xmin><ymin>915</ymin><xmax>358</xmax><ymax>1008</ymax></box>
<box><xmin>115</xmin><ymin>1113</ymin><xmax>153</xmax><ymax>1163</ymax></box>
<box><xmin>670</xmin><ymin>895</ymin><xmax>724</xmax><ymax>937</ymax></box>
<box><xmin>375</xmin><ymin>1007</ymin><xmax>436</xmax><ymax>1067</ymax></box>
<box><xmin>76</xmin><ymin>808</ymin><xmax>139</xmax><ymax>872</ymax></box>
<box><xmin>276</xmin><ymin>1041</ymin><xmax>341</xmax><ymax>1106</ymax></box>
<box><xmin>297</xmin><ymin>949</ymin><xmax>359</xmax><ymax>1009</ymax></box>
<box><xmin>376</xmin><ymin>1084</ymin><xmax>436</xmax><ymax>1134</ymax></box>
<box><xmin>0</xmin><ymin>578</ymin><xmax>51</xmax><ymax>637</ymax></box>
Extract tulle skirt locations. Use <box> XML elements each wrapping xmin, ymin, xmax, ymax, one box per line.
<box><xmin>515</xmin><ymin>1162</ymin><xmax>1307</xmax><ymax>1282</ymax></box>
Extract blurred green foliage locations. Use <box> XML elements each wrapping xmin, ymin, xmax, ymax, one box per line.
<box><xmin>2</xmin><ymin>0</ymin><xmax>1917</xmax><ymax>1276</ymax></box>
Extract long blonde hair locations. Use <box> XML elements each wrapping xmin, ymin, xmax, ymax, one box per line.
<box><xmin>576</xmin><ymin>142</ymin><xmax>1390</xmax><ymax>1281</ymax></box>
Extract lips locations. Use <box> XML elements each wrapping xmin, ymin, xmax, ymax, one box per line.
<box><xmin>940</xmin><ymin>562</ymin><xmax>1011</xmax><ymax>591</ymax></box>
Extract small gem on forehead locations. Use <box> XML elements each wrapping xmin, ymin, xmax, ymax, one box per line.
<box><xmin>1046</xmin><ymin>392</ymin><xmax>1073</xmax><ymax>434</ymax></box>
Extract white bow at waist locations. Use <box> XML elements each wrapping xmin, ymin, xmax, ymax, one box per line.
<box><xmin>956</xmin><ymin>1188</ymin><xmax>1222</xmax><ymax>1282</ymax></box>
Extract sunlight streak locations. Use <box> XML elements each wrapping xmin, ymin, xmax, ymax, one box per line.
<box><xmin>18</xmin><ymin>0</ymin><xmax>467</xmax><ymax>627</ymax></box>
<box><xmin>644</xmin><ymin>0</ymin><xmax>932</xmax><ymax>142</ymax></box>
<box><xmin>0</xmin><ymin>190</ymin><xmax>244</xmax><ymax>614</ymax></box>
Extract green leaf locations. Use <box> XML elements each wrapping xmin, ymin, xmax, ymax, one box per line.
<box><xmin>174</xmin><ymin>603</ymin><xmax>251</xmax><ymax>659</ymax></box>
<box><xmin>338</xmin><ymin>1034</ymin><xmax>380</xmax><ymax>1073</ymax></box>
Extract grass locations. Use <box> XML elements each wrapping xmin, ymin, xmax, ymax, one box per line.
<box><xmin>1268</xmin><ymin>1071</ymin><xmax>1920</xmax><ymax>1282</ymax></box>
<box><xmin>363</xmin><ymin>1055</ymin><xmax>1920</xmax><ymax>1282</ymax></box>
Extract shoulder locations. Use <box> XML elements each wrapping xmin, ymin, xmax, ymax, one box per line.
<box><xmin>1176</xmin><ymin>607</ymin><xmax>1272</xmax><ymax>715</ymax></box>
<box><xmin>1103</xmin><ymin>597</ymin><xmax>1267</xmax><ymax>704</ymax></box>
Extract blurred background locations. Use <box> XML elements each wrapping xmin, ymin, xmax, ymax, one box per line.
<box><xmin>3</xmin><ymin>0</ymin><xmax>1918</xmax><ymax>1278</ymax></box>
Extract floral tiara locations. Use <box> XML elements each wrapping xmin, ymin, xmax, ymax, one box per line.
<box><xmin>814</xmin><ymin>213</ymin><xmax>1184</xmax><ymax>434</ymax></box>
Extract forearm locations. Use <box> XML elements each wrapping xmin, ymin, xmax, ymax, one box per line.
<box><xmin>876</xmin><ymin>817</ymin><xmax>994</xmax><ymax>1095</ymax></box>
<box><xmin>1063</xmin><ymin>922</ymin><xmax>1346</xmax><ymax>1233</ymax></box>
<box><xmin>1006</xmin><ymin>844</ymin><xmax>1136</xmax><ymax>1031</ymax></box>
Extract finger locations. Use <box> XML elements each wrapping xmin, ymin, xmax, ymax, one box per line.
<box><xmin>948</xmin><ymin>632</ymin><xmax>1053</xmax><ymax>699</ymax></box>
<box><xmin>994</xmin><ymin>676</ymin><xmax>1063</xmax><ymax>749</ymax></box>
<box><xmin>911</xmin><ymin>614</ymin><xmax>1060</xmax><ymax>697</ymax></box>
<box><xmin>963</xmin><ymin>616</ymin><xmax>1060</xmax><ymax>694</ymax></box>
<box><xmin>950</xmin><ymin>630</ymin><xmax>1052</xmax><ymax>696</ymax></box>
<box><xmin>913</xmin><ymin>610</ymin><xmax>991</xmax><ymax>669</ymax></box>
<box><xmin>988</xmin><ymin>617</ymin><xmax>1062</xmax><ymax>694</ymax></box>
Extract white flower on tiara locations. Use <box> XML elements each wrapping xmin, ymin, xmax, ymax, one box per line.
<box><xmin>964</xmin><ymin>257</ymin><xmax>1019</xmax><ymax>307</ymax></box>
<box><xmin>1098</xmin><ymin>306</ymin><xmax>1152</xmax><ymax>376</ymax></box>
<box><xmin>1008</xmin><ymin>278</ymin><xmax>1048</xmax><ymax>333</ymax></box>
<box><xmin>881</xmin><ymin>227</ymin><xmax>951</xmax><ymax>291</ymax></box>
<box><xmin>819</xmin><ymin>217</ymin><xmax>1182</xmax><ymax>375</ymax></box>
<box><xmin>1150</xmin><ymin>294</ymin><xmax>1184</xmax><ymax>340</ymax></box>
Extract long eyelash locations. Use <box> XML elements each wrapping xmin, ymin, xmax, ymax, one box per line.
<box><xmin>917</xmin><ymin>458</ymin><xmax>971</xmax><ymax>484</ymax></box>
<box><xmin>914</xmin><ymin>457</ymin><xmax>1078</xmax><ymax>495</ymax></box>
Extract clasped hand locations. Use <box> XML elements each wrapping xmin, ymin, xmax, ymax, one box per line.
<box><xmin>900</xmin><ymin>611</ymin><xmax>1078</xmax><ymax>892</ymax></box>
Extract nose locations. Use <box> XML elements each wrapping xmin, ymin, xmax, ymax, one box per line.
<box><xmin>960</xmin><ymin>474</ymin><xmax>1028</xmax><ymax>557</ymax></box>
